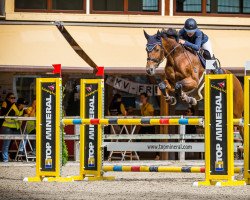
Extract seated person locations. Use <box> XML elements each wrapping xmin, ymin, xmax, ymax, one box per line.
<box><xmin>138</xmin><ymin>93</ymin><xmax>155</xmax><ymax>135</ymax></box>
<box><xmin>138</xmin><ymin>93</ymin><xmax>159</xmax><ymax>160</ymax></box>
<box><xmin>108</xmin><ymin>94</ymin><xmax>127</xmax><ymax>135</ymax></box>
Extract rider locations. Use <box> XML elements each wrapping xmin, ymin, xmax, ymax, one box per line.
<box><xmin>178</xmin><ymin>18</ymin><xmax>223</xmax><ymax>74</ymax></box>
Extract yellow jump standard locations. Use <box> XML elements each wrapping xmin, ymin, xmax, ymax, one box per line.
<box><xmin>193</xmin><ymin>74</ymin><xmax>246</xmax><ymax>186</ymax></box>
<box><xmin>24</xmin><ymin>78</ymin><xmax>73</xmax><ymax>182</ymax></box>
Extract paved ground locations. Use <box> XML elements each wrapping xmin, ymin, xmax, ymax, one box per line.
<box><xmin>0</xmin><ymin>161</ymin><xmax>249</xmax><ymax>200</ymax></box>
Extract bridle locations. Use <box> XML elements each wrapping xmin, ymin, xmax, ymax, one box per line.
<box><xmin>146</xmin><ymin>42</ymin><xmax>165</xmax><ymax>66</ymax></box>
<box><xmin>146</xmin><ymin>41</ymin><xmax>181</xmax><ymax>66</ymax></box>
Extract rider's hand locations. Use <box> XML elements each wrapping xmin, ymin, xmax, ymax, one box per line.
<box><xmin>179</xmin><ymin>39</ymin><xmax>185</xmax><ymax>44</ymax></box>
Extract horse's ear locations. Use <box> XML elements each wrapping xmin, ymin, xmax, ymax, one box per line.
<box><xmin>143</xmin><ymin>30</ymin><xmax>149</xmax><ymax>40</ymax></box>
<box><xmin>157</xmin><ymin>30</ymin><xmax>161</xmax><ymax>37</ymax></box>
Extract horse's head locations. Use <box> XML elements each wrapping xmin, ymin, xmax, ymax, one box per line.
<box><xmin>144</xmin><ymin>30</ymin><xmax>165</xmax><ymax>76</ymax></box>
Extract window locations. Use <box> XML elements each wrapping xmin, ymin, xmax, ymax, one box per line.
<box><xmin>91</xmin><ymin>0</ymin><xmax>160</xmax><ymax>14</ymax></box>
<box><xmin>207</xmin><ymin>0</ymin><xmax>250</xmax><ymax>14</ymax></box>
<box><xmin>15</xmin><ymin>0</ymin><xmax>47</xmax><ymax>10</ymax></box>
<box><xmin>15</xmin><ymin>0</ymin><xmax>85</xmax><ymax>12</ymax></box>
<box><xmin>243</xmin><ymin>0</ymin><xmax>250</xmax><ymax>13</ymax></box>
<box><xmin>128</xmin><ymin>0</ymin><xmax>159</xmax><ymax>12</ymax></box>
<box><xmin>175</xmin><ymin>0</ymin><xmax>250</xmax><ymax>15</ymax></box>
<box><xmin>176</xmin><ymin>0</ymin><xmax>202</xmax><ymax>13</ymax></box>
<box><xmin>93</xmin><ymin>0</ymin><xmax>124</xmax><ymax>11</ymax></box>
<box><xmin>52</xmin><ymin>0</ymin><xmax>84</xmax><ymax>10</ymax></box>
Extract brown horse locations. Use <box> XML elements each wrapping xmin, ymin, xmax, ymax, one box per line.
<box><xmin>144</xmin><ymin>29</ymin><xmax>244</xmax><ymax>139</ymax></box>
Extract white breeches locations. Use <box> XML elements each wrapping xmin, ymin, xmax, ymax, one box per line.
<box><xmin>202</xmin><ymin>39</ymin><xmax>214</xmax><ymax>57</ymax></box>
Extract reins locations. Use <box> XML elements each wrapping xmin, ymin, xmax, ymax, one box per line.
<box><xmin>165</xmin><ymin>43</ymin><xmax>181</xmax><ymax>58</ymax></box>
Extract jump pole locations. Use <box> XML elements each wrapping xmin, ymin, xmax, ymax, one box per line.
<box><xmin>102</xmin><ymin>165</ymin><xmax>243</xmax><ymax>173</ymax></box>
<box><xmin>193</xmin><ymin>74</ymin><xmax>246</xmax><ymax>186</ymax></box>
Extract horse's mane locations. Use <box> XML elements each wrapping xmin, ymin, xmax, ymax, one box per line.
<box><xmin>161</xmin><ymin>28</ymin><xmax>179</xmax><ymax>42</ymax></box>
<box><xmin>161</xmin><ymin>28</ymin><xmax>197</xmax><ymax>55</ymax></box>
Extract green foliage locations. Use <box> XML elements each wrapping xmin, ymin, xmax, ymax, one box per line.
<box><xmin>62</xmin><ymin>130</ymin><xmax>68</xmax><ymax>165</ymax></box>
<box><xmin>61</xmin><ymin>85</ymin><xmax>69</xmax><ymax>166</ymax></box>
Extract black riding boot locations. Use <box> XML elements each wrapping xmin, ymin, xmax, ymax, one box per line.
<box><xmin>212</xmin><ymin>62</ymin><xmax>224</xmax><ymax>74</ymax></box>
<box><xmin>211</xmin><ymin>56</ymin><xmax>224</xmax><ymax>74</ymax></box>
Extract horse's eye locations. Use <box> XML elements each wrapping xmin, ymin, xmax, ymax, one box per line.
<box><xmin>155</xmin><ymin>48</ymin><xmax>159</xmax><ymax>52</ymax></box>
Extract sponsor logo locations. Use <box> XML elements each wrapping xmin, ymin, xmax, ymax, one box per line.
<box><xmin>86</xmin><ymin>86</ymin><xmax>92</xmax><ymax>92</ymax></box>
<box><xmin>88</xmin><ymin>95</ymin><xmax>95</xmax><ymax>168</ymax></box>
<box><xmin>48</xmin><ymin>85</ymin><xmax>55</xmax><ymax>91</ymax></box>
<box><xmin>45</xmin><ymin>95</ymin><xmax>53</xmax><ymax>169</ymax></box>
<box><xmin>45</xmin><ymin>158</ymin><xmax>53</xmax><ymax>169</ymax></box>
<box><xmin>42</xmin><ymin>87</ymin><xmax>56</xmax><ymax>95</ymax></box>
<box><xmin>211</xmin><ymin>81</ymin><xmax>226</xmax><ymax>93</ymax></box>
<box><xmin>88</xmin><ymin>157</ymin><xmax>95</xmax><ymax>167</ymax></box>
<box><xmin>215</xmin><ymin>92</ymin><xmax>223</xmax><ymax>170</ymax></box>
<box><xmin>215</xmin><ymin>161</ymin><xmax>224</xmax><ymax>171</ymax></box>
<box><xmin>217</xmin><ymin>81</ymin><xmax>225</xmax><ymax>89</ymax></box>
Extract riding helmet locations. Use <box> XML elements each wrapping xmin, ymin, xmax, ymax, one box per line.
<box><xmin>184</xmin><ymin>18</ymin><xmax>197</xmax><ymax>33</ymax></box>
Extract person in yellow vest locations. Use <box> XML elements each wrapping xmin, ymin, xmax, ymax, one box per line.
<box><xmin>0</xmin><ymin>93</ymin><xmax>16</xmax><ymax>128</ymax></box>
<box><xmin>138</xmin><ymin>93</ymin><xmax>160</xmax><ymax>160</ymax></box>
<box><xmin>1</xmin><ymin>98</ymin><xmax>27</xmax><ymax>162</ymax></box>
<box><xmin>139</xmin><ymin>93</ymin><xmax>155</xmax><ymax>134</ymax></box>
<box><xmin>18</xmin><ymin>99</ymin><xmax>36</xmax><ymax>155</ymax></box>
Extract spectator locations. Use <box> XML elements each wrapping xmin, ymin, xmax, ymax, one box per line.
<box><xmin>108</xmin><ymin>94</ymin><xmax>127</xmax><ymax>135</ymax></box>
<box><xmin>185</xmin><ymin>107</ymin><xmax>197</xmax><ymax>134</ymax></box>
<box><xmin>18</xmin><ymin>99</ymin><xmax>36</xmax><ymax>155</ymax></box>
<box><xmin>138</xmin><ymin>92</ymin><xmax>155</xmax><ymax>134</ymax></box>
<box><xmin>1</xmin><ymin>98</ymin><xmax>28</xmax><ymax>162</ymax></box>
<box><xmin>138</xmin><ymin>93</ymin><xmax>159</xmax><ymax>160</ymax></box>
<box><xmin>0</xmin><ymin>93</ymin><xmax>16</xmax><ymax>129</ymax></box>
<box><xmin>108</xmin><ymin>94</ymin><xmax>127</xmax><ymax>116</ymax></box>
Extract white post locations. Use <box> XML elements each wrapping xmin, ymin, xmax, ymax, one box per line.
<box><xmin>161</xmin><ymin>0</ymin><xmax>165</xmax><ymax>16</ymax></box>
<box><xmin>169</xmin><ymin>0</ymin><xmax>174</xmax><ymax>16</ymax></box>
<box><xmin>86</xmin><ymin>0</ymin><xmax>90</xmax><ymax>14</ymax></box>
<box><xmin>245</xmin><ymin>60</ymin><xmax>250</xmax><ymax>76</ymax></box>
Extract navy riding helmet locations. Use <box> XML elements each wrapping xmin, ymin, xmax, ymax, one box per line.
<box><xmin>184</xmin><ymin>18</ymin><xmax>197</xmax><ymax>33</ymax></box>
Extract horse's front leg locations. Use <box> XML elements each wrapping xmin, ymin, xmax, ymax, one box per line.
<box><xmin>158</xmin><ymin>79</ymin><xmax>177</xmax><ymax>105</ymax></box>
<box><xmin>175</xmin><ymin>77</ymin><xmax>198</xmax><ymax>105</ymax></box>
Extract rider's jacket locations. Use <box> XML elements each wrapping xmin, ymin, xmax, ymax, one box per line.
<box><xmin>179</xmin><ymin>28</ymin><xmax>208</xmax><ymax>51</ymax></box>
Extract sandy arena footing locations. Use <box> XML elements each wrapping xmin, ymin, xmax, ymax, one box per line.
<box><xmin>0</xmin><ymin>161</ymin><xmax>249</xmax><ymax>200</ymax></box>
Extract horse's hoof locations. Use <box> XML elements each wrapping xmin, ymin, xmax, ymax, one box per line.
<box><xmin>170</xmin><ymin>97</ymin><xmax>177</xmax><ymax>105</ymax></box>
<box><xmin>175</xmin><ymin>83</ymin><xmax>182</xmax><ymax>90</ymax></box>
<box><xmin>158</xmin><ymin>81</ymin><xmax>167</xmax><ymax>90</ymax></box>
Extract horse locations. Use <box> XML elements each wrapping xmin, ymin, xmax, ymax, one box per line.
<box><xmin>144</xmin><ymin>28</ymin><xmax>244</xmax><ymax>139</ymax></box>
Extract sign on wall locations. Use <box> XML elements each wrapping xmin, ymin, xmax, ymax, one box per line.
<box><xmin>106</xmin><ymin>76</ymin><xmax>158</xmax><ymax>96</ymax></box>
